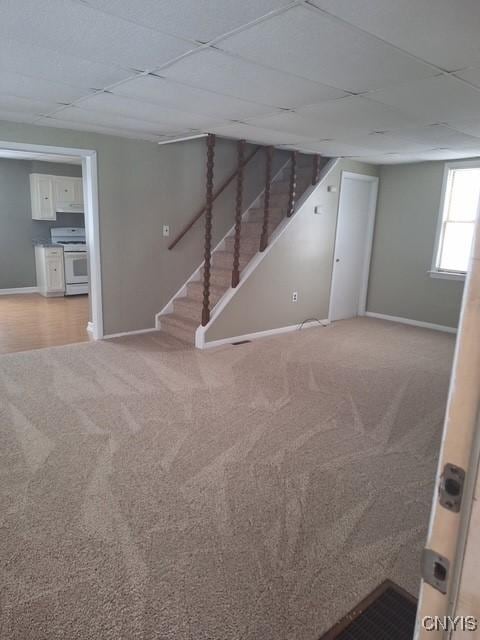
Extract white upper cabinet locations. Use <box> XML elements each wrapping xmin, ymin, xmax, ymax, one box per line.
<box><xmin>30</xmin><ymin>174</ymin><xmax>56</xmax><ymax>220</ymax></box>
<box><xmin>30</xmin><ymin>174</ymin><xmax>84</xmax><ymax>219</ymax></box>
<box><xmin>54</xmin><ymin>176</ymin><xmax>84</xmax><ymax>212</ymax></box>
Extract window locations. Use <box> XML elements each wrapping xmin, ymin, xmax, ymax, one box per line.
<box><xmin>433</xmin><ymin>164</ymin><xmax>480</xmax><ymax>277</ymax></box>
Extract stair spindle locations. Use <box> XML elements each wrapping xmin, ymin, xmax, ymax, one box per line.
<box><xmin>259</xmin><ymin>146</ymin><xmax>274</xmax><ymax>252</ymax></box>
<box><xmin>287</xmin><ymin>150</ymin><xmax>297</xmax><ymax>217</ymax></box>
<box><xmin>231</xmin><ymin>140</ymin><xmax>245</xmax><ymax>288</ymax></box>
<box><xmin>201</xmin><ymin>134</ymin><xmax>216</xmax><ymax>326</ymax></box>
<box><xmin>312</xmin><ymin>154</ymin><xmax>320</xmax><ymax>185</ymax></box>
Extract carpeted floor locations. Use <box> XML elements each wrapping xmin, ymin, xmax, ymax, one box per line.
<box><xmin>0</xmin><ymin>318</ymin><xmax>455</xmax><ymax>639</ymax></box>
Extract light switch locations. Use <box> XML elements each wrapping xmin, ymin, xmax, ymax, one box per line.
<box><xmin>163</xmin><ymin>225</ymin><xmax>170</xmax><ymax>237</ymax></box>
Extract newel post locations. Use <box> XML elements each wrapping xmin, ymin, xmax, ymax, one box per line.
<box><xmin>231</xmin><ymin>139</ymin><xmax>245</xmax><ymax>288</ymax></box>
<box><xmin>201</xmin><ymin>133</ymin><xmax>216</xmax><ymax>326</ymax></box>
<box><xmin>259</xmin><ymin>146</ymin><xmax>274</xmax><ymax>252</ymax></box>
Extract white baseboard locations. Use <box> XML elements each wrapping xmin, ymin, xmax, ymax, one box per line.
<box><xmin>365</xmin><ymin>311</ymin><xmax>457</xmax><ymax>334</ymax></box>
<box><xmin>103</xmin><ymin>327</ymin><xmax>157</xmax><ymax>340</ymax></box>
<box><xmin>0</xmin><ymin>286</ymin><xmax>38</xmax><ymax>295</ymax></box>
<box><xmin>199</xmin><ymin>319</ymin><xmax>330</xmax><ymax>349</ymax></box>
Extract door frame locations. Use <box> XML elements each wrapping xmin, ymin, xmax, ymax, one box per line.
<box><xmin>328</xmin><ymin>171</ymin><xmax>379</xmax><ymax>322</ymax></box>
<box><xmin>0</xmin><ymin>139</ymin><xmax>103</xmax><ymax>339</ymax></box>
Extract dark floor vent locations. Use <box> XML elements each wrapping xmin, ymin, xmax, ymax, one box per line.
<box><xmin>231</xmin><ymin>340</ymin><xmax>252</xmax><ymax>345</ymax></box>
<box><xmin>320</xmin><ymin>580</ymin><xmax>417</xmax><ymax>640</ymax></box>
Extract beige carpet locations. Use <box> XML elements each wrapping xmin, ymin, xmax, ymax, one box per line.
<box><xmin>0</xmin><ymin>318</ymin><xmax>455</xmax><ymax>639</ymax></box>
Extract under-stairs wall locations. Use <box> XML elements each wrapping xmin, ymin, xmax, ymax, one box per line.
<box><xmin>203</xmin><ymin>159</ymin><xmax>379</xmax><ymax>345</ymax></box>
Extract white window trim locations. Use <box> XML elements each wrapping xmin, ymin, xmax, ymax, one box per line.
<box><xmin>430</xmin><ymin>159</ymin><xmax>480</xmax><ymax>281</ymax></box>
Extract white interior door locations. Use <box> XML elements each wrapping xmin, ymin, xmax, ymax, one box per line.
<box><xmin>329</xmin><ymin>172</ymin><xmax>378</xmax><ymax>321</ymax></box>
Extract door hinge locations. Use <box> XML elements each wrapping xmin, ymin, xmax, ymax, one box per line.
<box><xmin>439</xmin><ymin>463</ymin><xmax>465</xmax><ymax>513</ymax></box>
<box><xmin>422</xmin><ymin>549</ymin><xmax>450</xmax><ymax>594</ymax></box>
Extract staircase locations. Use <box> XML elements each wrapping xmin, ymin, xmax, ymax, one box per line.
<box><xmin>159</xmin><ymin>150</ymin><xmax>323</xmax><ymax>345</ymax></box>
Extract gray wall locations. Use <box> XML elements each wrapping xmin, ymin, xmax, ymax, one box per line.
<box><xmin>205</xmin><ymin>159</ymin><xmax>379</xmax><ymax>342</ymax></box>
<box><xmin>0</xmin><ymin>158</ymin><xmax>83</xmax><ymax>289</ymax></box>
<box><xmin>367</xmin><ymin>162</ymin><xmax>466</xmax><ymax>328</ymax></box>
<box><xmin>0</xmin><ymin>120</ymin><xmax>287</xmax><ymax>334</ymax></box>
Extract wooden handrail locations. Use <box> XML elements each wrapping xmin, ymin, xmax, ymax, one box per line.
<box><xmin>168</xmin><ymin>144</ymin><xmax>261</xmax><ymax>250</ymax></box>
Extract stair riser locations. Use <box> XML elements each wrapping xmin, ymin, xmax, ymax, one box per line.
<box><xmin>161</xmin><ymin>321</ymin><xmax>196</xmax><ymax>344</ymax></box>
<box><xmin>203</xmin><ymin>270</ymin><xmax>231</xmax><ymax>288</ymax></box>
<box><xmin>173</xmin><ymin>301</ymin><xmax>202</xmax><ymax>322</ymax></box>
<box><xmin>212</xmin><ymin>253</ymin><xmax>249</xmax><ymax>270</ymax></box>
<box><xmin>242</xmin><ymin>222</ymin><xmax>279</xmax><ymax>238</ymax></box>
<box><xmin>248</xmin><ymin>210</ymin><xmax>284</xmax><ymax>224</ymax></box>
<box><xmin>224</xmin><ymin>237</ymin><xmax>259</xmax><ymax>255</ymax></box>
<box><xmin>186</xmin><ymin>284</ymin><xmax>223</xmax><ymax>305</ymax></box>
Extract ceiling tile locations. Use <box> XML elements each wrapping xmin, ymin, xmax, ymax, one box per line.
<box><xmin>245</xmin><ymin>111</ymin><xmax>338</xmax><ymax>139</ymax></box>
<box><xmin>40</xmin><ymin>107</ymin><xmax>194</xmax><ymax>138</ymax></box>
<box><xmin>290</xmin><ymin>140</ymin><xmax>382</xmax><ymax>157</ymax></box>
<box><xmin>0</xmin><ymin>38</ymin><xmax>137</xmax><ymax>89</ymax></box>
<box><xmin>417</xmin><ymin>148</ymin><xmax>480</xmax><ymax>160</ymax></box>
<box><xmin>310</xmin><ymin>0</ymin><xmax>480</xmax><ymax>72</ymax></box>
<box><xmin>297</xmin><ymin>96</ymin><xmax>428</xmax><ymax>133</ymax></box>
<box><xmin>34</xmin><ymin>116</ymin><xmax>167</xmax><ymax>142</ymax></box>
<box><xmin>333</xmin><ymin>132</ymin><xmax>433</xmax><ymax>153</ymax></box>
<box><xmin>447</xmin><ymin>120</ymin><xmax>480</xmax><ymax>138</ymax></box>
<box><xmin>349</xmin><ymin>153</ymin><xmax>425</xmax><ymax>165</ymax></box>
<box><xmin>80</xmin><ymin>0</ymin><xmax>293</xmax><ymax>43</ymax></box>
<box><xmin>388</xmin><ymin>124</ymin><xmax>480</xmax><ymax>148</ymax></box>
<box><xmin>217</xmin><ymin>5</ymin><xmax>437</xmax><ymax>92</ymax></box>
<box><xmin>112</xmin><ymin>75</ymin><xmax>278</xmax><ymax>120</ymax></box>
<box><xmin>0</xmin><ymin>0</ymin><xmax>196</xmax><ymax>71</ymax></box>
<box><xmin>0</xmin><ymin>71</ymin><xmax>88</xmax><ymax>104</ymax></box>
<box><xmin>455</xmin><ymin>67</ymin><xmax>480</xmax><ymax>89</ymax></box>
<box><xmin>0</xmin><ymin>95</ymin><xmax>59</xmax><ymax>115</ymax></box>
<box><xmin>208</xmin><ymin>122</ymin><xmax>313</xmax><ymax>146</ymax></box>
<box><xmin>68</xmin><ymin>93</ymin><xmax>219</xmax><ymax>131</ymax></box>
<box><xmin>368</xmin><ymin>74</ymin><xmax>480</xmax><ymax>123</ymax></box>
<box><xmin>159</xmin><ymin>49</ymin><xmax>348</xmax><ymax>108</ymax></box>
<box><xmin>0</xmin><ymin>109</ymin><xmax>38</xmax><ymax>124</ymax></box>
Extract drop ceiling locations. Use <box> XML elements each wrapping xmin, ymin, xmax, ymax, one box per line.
<box><xmin>1</xmin><ymin>0</ymin><xmax>480</xmax><ymax>163</ymax></box>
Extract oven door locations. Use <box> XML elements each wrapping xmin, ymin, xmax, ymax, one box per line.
<box><xmin>64</xmin><ymin>251</ymin><xmax>88</xmax><ymax>284</ymax></box>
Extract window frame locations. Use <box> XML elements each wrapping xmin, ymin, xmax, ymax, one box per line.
<box><xmin>430</xmin><ymin>159</ymin><xmax>480</xmax><ymax>281</ymax></box>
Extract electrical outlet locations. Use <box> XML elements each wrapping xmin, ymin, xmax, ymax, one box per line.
<box><xmin>292</xmin><ymin>291</ymin><xmax>298</xmax><ymax>303</ymax></box>
<box><xmin>163</xmin><ymin>224</ymin><xmax>170</xmax><ymax>237</ymax></box>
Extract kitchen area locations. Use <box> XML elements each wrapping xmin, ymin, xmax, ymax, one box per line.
<box><xmin>0</xmin><ymin>155</ymin><xmax>90</xmax><ymax>354</ymax></box>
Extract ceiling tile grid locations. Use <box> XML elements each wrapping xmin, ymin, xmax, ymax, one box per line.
<box><xmin>0</xmin><ymin>0</ymin><xmax>479</xmax><ymax>161</ymax></box>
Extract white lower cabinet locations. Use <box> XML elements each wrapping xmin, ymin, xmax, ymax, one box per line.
<box><xmin>35</xmin><ymin>246</ymin><xmax>65</xmax><ymax>297</ymax></box>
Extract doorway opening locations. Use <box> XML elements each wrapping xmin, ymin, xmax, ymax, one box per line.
<box><xmin>0</xmin><ymin>141</ymin><xmax>102</xmax><ymax>354</ymax></box>
<box><xmin>329</xmin><ymin>171</ymin><xmax>378</xmax><ymax>322</ymax></box>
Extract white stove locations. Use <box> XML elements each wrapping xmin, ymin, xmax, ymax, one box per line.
<box><xmin>51</xmin><ymin>227</ymin><xmax>88</xmax><ymax>295</ymax></box>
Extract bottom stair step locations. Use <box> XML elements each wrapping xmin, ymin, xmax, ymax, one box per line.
<box><xmin>160</xmin><ymin>313</ymin><xmax>198</xmax><ymax>343</ymax></box>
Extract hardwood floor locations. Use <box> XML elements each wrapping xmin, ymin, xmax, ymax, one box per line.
<box><xmin>0</xmin><ymin>293</ymin><xmax>89</xmax><ymax>355</ymax></box>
